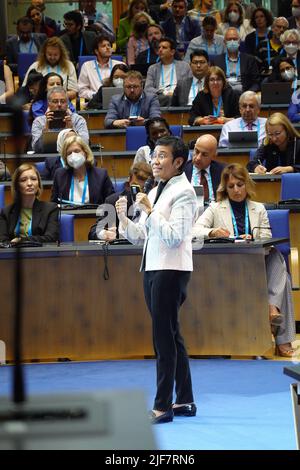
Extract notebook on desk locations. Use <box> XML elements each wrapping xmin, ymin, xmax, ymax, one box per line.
<box><xmin>261</xmin><ymin>82</ymin><xmax>292</xmax><ymax>105</ymax></box>
<box><xmin>102</xmin><ymin>87</ymin><xmax>123</xmax><ymax>109</ymax></box>
<box><xmin>228</xmin><ymin>131</ymin><xmax>258</xmax><ymax>148</ymax></box>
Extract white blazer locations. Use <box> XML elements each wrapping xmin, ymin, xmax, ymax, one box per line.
<box><xmin>119</xmin><ymin>173</ymin><xmax>197</xmax><ymax>271</ymax></box>
<box><xmin>193</xmin><ymin>198</ymin><xmax>272</xmax><ymax>239</ymax></box>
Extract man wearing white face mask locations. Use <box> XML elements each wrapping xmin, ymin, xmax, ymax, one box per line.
<box><xmin>211</xmin><ymin>27</ymin><xmax>260</xmax><ymax>92</ymax></box>
<box><xmin>78</xmin><ymin>35</ymin><xmax>125</xmax><ymax>101</ymax></box>
<box><xmin>288</xmin><ymin>0</ymin><xmax>300</xmax><ymax>30</ymax></box>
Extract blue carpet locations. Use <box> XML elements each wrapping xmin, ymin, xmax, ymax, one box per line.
<box><xmin>0</xmin><ymin>359</ymin><xmax>298</xmax><ymax>450</ymax></box>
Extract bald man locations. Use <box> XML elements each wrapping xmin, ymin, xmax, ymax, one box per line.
<box><xmin>185</xmin><ymin>135</ymin><xmax>226</xmax><ymax>203</ymax></box>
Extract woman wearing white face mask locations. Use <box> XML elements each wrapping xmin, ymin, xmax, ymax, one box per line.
<box><xmin>280</xmin><ymin>29</ymin><xmax>300</xmax><ymax>79</ymax></box>
<box><xmin>87</xmin><ymin>63</ymin><xmax>129</xmax><ymax>110</ymax></box>
<box><xmin>265</xmin><ymin>57</ymin><xmax>299</xmax><ymax>92</ymax></box>
<box><xmin>51</xmin><ymin>136</ymin><xmax>115</xmax><ymax>205</ymax></box>
<box><xmin>219</xmin><ymin>2</ymin><xmax>254</xmax><ymax>41</ymax></box>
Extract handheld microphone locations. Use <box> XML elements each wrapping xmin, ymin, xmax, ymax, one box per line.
<box><xmin>251</xmin><ymin>225</ymin><xmax>272</xmax><ymax>240</ymax></box>
<box><xmin>143</xmin><ymin>176</ymin><xmax>155</xmax><ymax>195</ymax></box>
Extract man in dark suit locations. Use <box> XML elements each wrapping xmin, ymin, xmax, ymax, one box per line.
<box><xmin>60</xmin><ymin>10</ymin><xmax>96</xmax><ymax>65</ymax></box>
<box><xmin>212</xmin><ymin>27</ymin><xmax>261</xmax><ymax>93</ymax></box>
<box><xmin>171</xmin><ymin>49</ymin><xmax>209</xmax><ymax>106</ymax></box>
<box><xmin>185</xmin><ymin>134</ymin><xmax>225</xmax><ymax>203</ymax></box>
<box><xmin>5</xmin><ymin>17</ymin><xmax>46</xmax><ymax>75</ymax></box>
<box><xmin>104</xmin><ymin>71</ymin><xmax>161</xmax><ymax>129</ymax></box>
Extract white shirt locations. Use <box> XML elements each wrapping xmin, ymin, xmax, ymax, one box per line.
<box><xmin>159</xmin><ymin>63</ymin><xmax>177</xmax><ymax>95</ymax></box>
<box><xmin>78</xmin><ymin>58</ymin><xmax>124</xmax><ymax>100</ymax></box>
<box><xmin>71</xmin><ymin>177</ymin><xmax>89</xmax><ymax>204</ymax></box>
<box><xmin>23</xmin><ymin>60</ymin><xmax>78</xmax><ymax>92</ymax></box>
<box><xmin>218</xmin><ymin>117</ymin><xmax>267</xmax><ymax>147</ymax></box>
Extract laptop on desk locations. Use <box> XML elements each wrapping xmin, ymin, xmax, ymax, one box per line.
<box><xmin>41</xmin><ymin>131</ymin><xmax>59</xmax><ymax>153</ymax></box>
<box><xmin>228</xmin><ymin>131</ymin><xmax>258</xmax><ymax>148</ymax></box>
<box><xmin>102</xmin><ymin>87</ymin><xmax>123</xmax><ymax>109</ymax></box>
<box><xmin>261</xmin><ymin>82</ymin><xmax>292</xmax><ymax>105</ymax></box>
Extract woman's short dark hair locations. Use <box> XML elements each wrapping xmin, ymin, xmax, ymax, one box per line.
<box><xmin>102</xmin><ymin>63</ymin><xmax>129</xmax><ymax>87</ymax></box>
<box><xmin>155</xmin><ymin>136</ymin><xmax>189</xmax><ymax>172</ymax></box>
<box><xmin>250</xmin><ymin>7</ymin><xmax>273</xmax><ymax>29</ymax></box>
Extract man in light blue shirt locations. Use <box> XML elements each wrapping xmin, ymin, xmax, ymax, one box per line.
<box><xmin>184</xmin><ymin>15</ymin><xmax>224</xmax><ymax>62</ymax></box>
<box><xmin>219</xmin><ymin>91</ymin><xmax>267</xmax><ymax>147</ymax></box>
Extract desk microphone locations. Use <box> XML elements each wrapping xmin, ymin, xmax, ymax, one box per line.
<box><xmin>251</xmin><ymin>226</ymin><xmax>272</xmax><ymax>240</ymax></box>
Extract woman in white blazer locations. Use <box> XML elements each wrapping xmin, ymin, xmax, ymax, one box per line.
<box><xmin>193</xmin><ymin>163</ymin><xmax>296</xmax><ymax>357</ymax></box>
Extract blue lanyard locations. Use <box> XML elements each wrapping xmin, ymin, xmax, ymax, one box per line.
<box><xmin>15</xmin><ymin>214</ymin><xmax>32</xmax><ymax>237</ymax></box>
<box><xmin>146</xmin><ymin>48</ymin><xmax>159</xmax><ymax>64</ymax></box>
<box><xmin>69</xmin><ymin>173</ymin><xmax>88</xmax><ymax>204</ymax></box>
<box><xmin>230</xmin><ymin>203</ymin><xmax>249</xmax><ymax>237</ymax></box>
<box><xmin>28</xmin><ymin>39</ymin><xmax>34</xmax><ymax>53</ymax></box>
<box><xmin>47</xmin><ymin>65</ymin><xmax>61</xmax><ymax>74</ymax></box>
<box><xmin>60</xmin><ymin>157</ymin><xmax>65</xmax><ymax>167</ymax></box>
<box><xmin>94</xmin><ymin>59</ymin><xmax>112</xmax><ymax>83</ymax></box>
<box><xmin>160</xmin><ymin>62</ymin><xmax>175</xmax><ymax>88</ymax></box>
<box><xmin>240</xmin><ymin>119</ymin><xmax>260</xmax><ymax>142</ymax></box>
<box><xmin>191</xmin><ymin>77</ymin><xmax>200</xmax><ymax>100</ymax></box>
<box><xmin>225</xmin><ymin>53</ymin><xmax>240</xmax><ymax>79</ymax></box>
<box><xmin>255</xmin><ymin>31</ymin><xmax>271</xmax><ymax>66</ymax></box>
<box><xmin>192</xmin><ymin>166</ymin><xmax>214</xmax><ymax>201</ymax></box>
<box><xmin>79</xmin><ymin>37</ymin><xmax>84</xmax><ymax>56</ymax></box>
<box><xmin>213</xmin><ymin>96</ymin><xmax>222</xmax><ymax>117</ymax></box>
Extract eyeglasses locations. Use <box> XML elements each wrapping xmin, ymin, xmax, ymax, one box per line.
<box><xmin>50</xmin><ymin>99</ymin><xmax>67</xmax><ymax>104</ymax></box>
<box><xmin>124</xmin><ymin>85</ymin><xmax>141</xmax><ymax>90</ymax></box>
<box><xmin>209</xmin><ymin>77</ymin><xmax>223</xmax><ymax>83</ymax></box>
<box><xmin>63</xmin><ymin>21</ymin><xmax>76</xmax><ymax>28</ymax></box>
<box><xmin>191</xmin><ymin>60</ymin><xmax>207</xmax><ymax>65</ymax></box>
<box><xmin>151</xmin><ymin>152</ymin><xmax>170</xmax><ymax>161</ymax></box>
<box><xmin>267</xmin><ymin>130</ymin><xmax>284</xmax><ymax>138</ymax></box>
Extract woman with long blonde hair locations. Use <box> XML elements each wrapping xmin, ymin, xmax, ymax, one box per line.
<box><xmin>22</xmin><ymin>37</ymin><xmax>78</xmax><ymax>100</ymax></box>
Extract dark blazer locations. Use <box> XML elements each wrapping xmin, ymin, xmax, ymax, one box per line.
<box><xmin>51</xmin><ymin>166</ymin><xmax>115</xmax><ymax>204</ymax></box>
<box><xmin>184</xmin><ymin>159</ymin><xmax>225</xmax><ymax>198</ymax></box>
<box><xmin>42</xmin><ymin>156</ymin><xmax>63</xmax><ymax>180</ymax></box>
<box><xmin>188</xmin><ymin>87</ymin><xmax>241</xmax><ymax>126</ymax></box>
<box><xmin>5</xmin><ymin>33</ymin><xmax>47</xmax><ymax>72</ymax></box>
<box><xmin>60</xmin><ymin>31</ymin><xmax>97</xmax><ymax>63</ymax></box>
<box><xmin>171</xmin><ymin>77</ymin><xmax>193</xmax><ymax>107</ymax></box>
<box><xmin>88</xmin><ymin>188</ymin><xmax>134</xmax><ymax>239</ymax></box>
<box><xmin>160</xmin><ymin>16</ymin><xmax>201</xmax><ymax>48</ymax></box>
<box><xmin>247</xmin><ymin>139</ymin><xmax>300</xmax><ymax>173</ymax></box>
<box><xmin>0</xmin><ymin>199</ymin><xmax>58</xmax><ymax>243</ymax></box>
<box><xmin>211</xmin><ymin>53</ymin><xmax>261</xmax><ymax>92</ymax></box>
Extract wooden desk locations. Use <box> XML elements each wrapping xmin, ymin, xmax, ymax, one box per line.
<box><xmin>0</xmin><ymin>242</ymin><xmax>273</xmax><ymax>361</ymax></box>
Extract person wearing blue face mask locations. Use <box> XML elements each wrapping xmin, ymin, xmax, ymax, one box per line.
<box><xmin>211</xmin><ymin>27</ymin><xmax>260</xmax><ymax>93</ymax></box>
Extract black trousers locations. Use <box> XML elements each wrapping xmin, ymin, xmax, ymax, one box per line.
<box><xmin>143</xmin><ymin>270</ymin><xmax>194</xmax><ymax>411</ymax></box>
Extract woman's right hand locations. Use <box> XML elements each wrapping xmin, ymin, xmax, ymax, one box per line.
<box><xmin>209</xmin><ymin>227</ymin><xmax>230</xmax><ymax>238</ymax></box>
<box><xmin>115</xmin><ymin>196</ymin><xmax>128</xmax><ymax>223</ymax></box>
<box><xmin>254</xmin><ymin>164</ymin><xmax>267</xmax><ymax>174</ymax></box>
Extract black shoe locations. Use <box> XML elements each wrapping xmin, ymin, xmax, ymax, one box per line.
<box><xmin>173</xmin><ymin>403</ymin><xmax>197</xmax><ymax>417</ymax></box>
<box><xmin>148</xmin><ymin>409</ymin><xmax>174</xmax><ymax>425</ymax></box>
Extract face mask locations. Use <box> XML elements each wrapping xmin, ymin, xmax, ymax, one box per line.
<box><xmin>292</xmin><ymin>7</ymin><xmax>300</xmax><ymax>17</ymax></box>
<box><xmin>67</xmin><ymin>152</ymin><xmax>85</xmax><ymax>169</ymax></box>
<box><xmin>281</xmin><ymin>69</ymin><xmax>295</xmax><ymax>81</ymax></box>
<box><xmin>226</xmin><ymin>40</ymin><xmax>240</xmax><ymax>52</ymax></box>
<box><xmin>112</xmin><ymin>77</ymin><xmax>124</xmax><ymax>88</ymax></box>
<box><xmin>228</xmin><ymin>11</ymin><xmax>239</xmax><ymax>23</ymax></box>
<box><xmin>285</xmin><ymin>43</ymin><xmax>299</xmax><ymax>55</ymax></box>
<box><xmin>135</xmin><ymin>22</ymin><xmax>148</xmax><ymax>33</ymax></box>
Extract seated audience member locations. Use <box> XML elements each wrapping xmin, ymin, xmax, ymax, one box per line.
<box><xmin>188</xmin><ymin>0</ymin><xmax>222</xmax><ymax>25</ymax></box>
<box><xmin>172</xmin><ymin>49</ymin><xmax>210</xmax><ymax>106</ymax></box>
<box><xmin>30</xmin><ymin>0</ymin><xmax>58</xmax><ymax>34</ymax></box>
<box><xmin>87</xmin><ymin>63</ymin><xmax>129</xmax><ymax>110</ymax></box>
<box><xmin>78</xmin><ymin>35</ymin><xmax>124</xmax><ymax>102</ymax></box>
<box><xmin>133</xmin><ymin>117</ymin><xmax>172</xmax><ymax>164</ymax></box>
<box><xmin>88</xmin><ymin>161</ymin><xmax>153</xmax><ymax>240</ymax></box>
<box><xmin>0</xmin><ymin>161</ymin><xmax>10</xmax><ymax>181</ymax></box>
<box><xmin>60</xmin><ymin>10</ymin><xmax>96</xmax><ymax>65</ymax></box>
<box><xmin>288</xmin><ymin>0</ymin><xmax>300</xmax><ymax>29</ymax></box>
<box><xmin>185</xmin><ymin>134</ymin><xmax>225</xmax><ymax>203</ymax></box>
<box><xmin>117</xmin><ymin>0</ymin><xmax>149</xmax><ymax>55</ymax></box>
<box><xmin>104</xmin><ymin>71</ymin><xmax>161</xmax><ymax>129</ymax></box>
<box><xmin>184</xmin><ymin>16</ymin><xmax>224</xmax><ymax>61</ymax></box>
<box><xmin>41</xmin><ymin>128</ymin><xmax>77</xmax><ymax>180</ymax></box>
<box><xmin>26</xmin><ymin>5</ymin><xmax>56</xmax><ymax>37</ymax></box>
<box><xmin>5</xmin><ymin>16</ymin><xmax>47</xmax><ymax>75</ymax></box>
<box><xmin>188</xmin><ymin>66</ymin><xmax>241</xmax><ymax>126</ymax></box>
<box><xmin>219</xmin><ymin>91</ymin><xmax>266</xmax><ymax>147</ymax></box>
<box><xmin>29</xmin><ymin>72</ymin><xmax>76</xmax><ymax>123</ymax></box>
<box><xmin>160</xmin><ymin>0</ymin><xmax>202</xmax><ymax>54</ymax></box>
<box><xmin>219</xmin><ymin>1</ymin><xmax>253</xmax><ymax>41</ymax></box>
<box><xmin>247</xmin><ymin>112</ymin><xmax>300</xmax><ymax>174</ymax></box>
<box><xmin>0</xmin><ymin>163</ymin><xmax>58</xmax><ymax>244</ymax></box>
<box><xmin>193</xmin><ymin>163</ymin><xmax>296</xmax><ymax>357</ymax></box>
<box><xmin>0</xmin><ymin>60</ymin><xmax>14</xmax><ymax>106</ymax></box>
<box><xmin>144</xmin><ymin>37</ymin><xmax>191</xmax><ymax>106</ymax></box>
<box><xmin>253</xmin><ymin>17</ymin><xmax>287</xmax><ymax>76</ymax></box>
<box><xmin>127</xmin><ymin>12</ymin><xmax>154</xmax><ymax>65</ymax></box>
<box><xmin>51</xmin><ymin>136</ymin><xmax>114</xmax><ymax>205</ymax></box>
<box><xmin>31</xmin><ymin>86</ymin><xmax>89</xmax><ymax>152</ymax></box>
<box><xmin>16</xmin><ymin>69</ymin><xmax>43</xmax><ymax>110</ymax></box>
<box><xmin>264</xmin><ymin>56</ymin><xmax>298</xmax><ymax>91</ymax></box>
<box><xmin>211</xmin><ymin>28</ymin><xmax>260</xmax><ymax>93</ymax></box>
<box><xmin>78</xmin><ymin>0</ymin><xmax>114</xmax><ymax>41</ymax></box>
<box><xmin>136</xmin><ymin>24</ymin><xmax>164</xmax><ymax>65</ymax></box>
<box><xmin>22</xmin><ymin>37</ymin><xmax>78</xmax><ymax>100</ymax></box>
<box><xmin>280</xmin><ymin>29</ymin><xmax>300</xmax><ymax>78</ymax></box>
<box><xmin>244</xmin><ymin>7</ymin><xmax>273</xmax><ymax>57</ymax></box>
